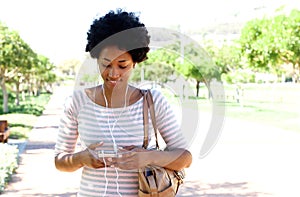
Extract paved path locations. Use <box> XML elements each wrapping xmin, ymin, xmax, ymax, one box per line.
<box><xmin>2</xmin><ymin>85</ymin><xmax>300</xmax><ymax>196</ymax></box>
<box><xmin>3</xmin><ymin>86</ymin><xmax>81</xmax><ymax>196</ymax></box>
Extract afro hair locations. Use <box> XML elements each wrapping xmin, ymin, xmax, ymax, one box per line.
<box><xmin>85</xmin><ymin>9</ymin><xmax>150</xmax><ymax>63</ymax></box>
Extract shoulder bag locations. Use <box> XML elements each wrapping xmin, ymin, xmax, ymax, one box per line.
<box><xmin>138</xmin><ymin>90</ymin><xmax>185</xmax><ymax>197</ymax></box>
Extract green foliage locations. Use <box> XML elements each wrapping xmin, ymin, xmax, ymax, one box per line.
<box><xmin>221</xmin><ymin>69</ymin><xmax>256</xmax><ymax>84</ymax></box>
<box><xmin>7</xmin><ymin>127</ymin><xmax>29</xmax><ymax>140</ymax></box>
<box><xmin>177</xmin><ymin>42</ymin><xmax>221</xmax><ymax>97</ymax></box>
<box><xmin>0</xmin><ymin>113</ymin><xmax>38</xmax><ymax>140</ymax></box>
<box><xmin>0</xmin><ymin>21</ymin><xmax>56</xmax><ymax>113</ymax></box>
<box><xmin>0</xmin><ymin>144</ymin><xmax>19</xmax><ymax>193</ymax></box>
<box><xmin>204</xmin><ymin>40</ymin><xmax>241</xmax><ymax>74</ymax></box>
<box><xmin>33</xmin><ymin>55</ymin><xmax>57</xmax><ymax>84</ymax></box>
<box><xmin>239</xmin><ymin>9</ymin><xmax>300</xmax><ymax>80</ymax></box>
<box><xmin>132</xmin><ymin>40</ymin><xmax>220</xmax><ymax>97</ymax></box>
<box><xmin>239</xmin><ymin>18</ymin><xmax>271</xmax><ymax>69</ymax></box>
<box><xmin>0</xmin><ymin>91</ymin><xmax>51</xmax><ymax>116</ymax></box>
<box><xmin>0</xmin><ymin>92</ymin><xmax>51</xmax><ymax>140</ymax></box>
<box><xmin>0</xmin><ymin>22</ymin><xmax>35</xmax><ymax>70</ymax></box>
<box><xmin>131</xmin><ymin>48</ymin><xmax>177</xmax><ymax>83</ymax></box>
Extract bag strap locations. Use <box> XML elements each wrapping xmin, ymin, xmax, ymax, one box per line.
<box><xmin>142</xmin><ymin>89</ymin><xmax>185</xmax><ymax>188</ymax></box>
<box><xmin>142</xmin><ymin>89</ymin><xmax>159</xmax><ymax>150</ymax></box>
<box><xmin>142</xmin><ymin>90</ymin><xmax>149</xmax><ymax>149</ymax></box>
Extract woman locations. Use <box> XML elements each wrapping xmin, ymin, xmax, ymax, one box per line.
<box><xmin>54</xmin><ymin>9</ymin><xmax>192</xmax><ymax>196</ymax></box>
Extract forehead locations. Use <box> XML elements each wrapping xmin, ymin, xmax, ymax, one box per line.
<box><xmin>99</xmin><ymin>46</ymin><xmax>132</xmax><ymax>62</ymax></box>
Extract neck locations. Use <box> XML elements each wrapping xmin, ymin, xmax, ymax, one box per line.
<box><xmin>102</xmin><ymin>85</ymin><xmax>129</xmax><ymax>108</ymax></box>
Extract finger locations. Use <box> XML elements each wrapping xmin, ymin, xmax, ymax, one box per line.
<box><xmin>121</xmin><ymin>145</ymin><xmax>136</xmax><ymax>151</ymax></box>
<box><xmin>88</xmin><ymin>141</ymin><xmax>104</xmax><ymax>150</ymax></box>
<box><xmin>133</xmin><ymin>147</ymin><xmax>148</xmax><ymax>152</ymax></box>
<box><xmin>92</xmin><ymin>160</ymin><xmax>105</xmax><ymax>169</ymax></box>
<box><xmin>118</xmin><ymin>151</ymin><xmax>135</xmax><ymax>159</ymax></box>
<box><xmin>101</xmin><ymin>157</ymin><xmax>117</xmax><ymax>168</ymax></box>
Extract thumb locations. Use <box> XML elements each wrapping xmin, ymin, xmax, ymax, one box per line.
<box><xmin>121</xmin><ymin>145</ymin><xmax>136</xmax><ymax>151</ymax></box>
<box><xmin>88</xmin><ymin>141</ymin><xmax>104</xmax><ymax>150</ymax></box>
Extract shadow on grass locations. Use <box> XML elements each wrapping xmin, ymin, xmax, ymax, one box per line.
<box><xmin>7</xmin><ymin>123</ymin><xmax>33</xmax><ymax>140</ymax></box>
<box><xmin>8</xmin><ymin>104</ymin><xmax>45</xmax><ymax>116</ymax></box>
<box><xmin>8</xmin><ymin>132</ymin><xmax>28</xmax><ymax>140</ymax></box>
<box><xmin>8</xmin><ymin>123</ymin><xmax>33</xmax><ymax>129</ymax></box>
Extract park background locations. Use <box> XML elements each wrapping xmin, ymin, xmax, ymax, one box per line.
<box><xmin>1</xmin><ymin>0</ymin><xmax>300</xmax><ymax>196</ymax></box>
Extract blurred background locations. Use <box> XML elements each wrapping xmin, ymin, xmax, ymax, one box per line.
<box><xmin>1</xmin><ymin>0</ymin><xmax>300</xmax><ymax>196</ymax></box>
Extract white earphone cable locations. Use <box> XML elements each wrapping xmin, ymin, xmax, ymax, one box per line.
<box><xmin>101</xmin><ymin>150</ymin><xmax>108</xmax><ymax>197</ymax></box>
<box><xmin>102</xmin><ymin>85</ymin><xmax>128</xmax><ymax>197</ymax></box>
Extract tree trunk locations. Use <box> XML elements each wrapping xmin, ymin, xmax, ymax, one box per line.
<box><xmin>15</xmin><ymin>81</ymin><xmax>20</xmax><ymax>105</ymax></box>
<box><xmin>292</xmin><ymin>63</ymin><xmax>300</xmax><ymax>83</ymax></box>
<box><xmin>22</xmin><ymin>90</ymin><xmax>26</xmax><ymax>101</ymax></box>
<box><xmin>297</xmin><ymin>63</ymin><xmax>300</xmax><ymax>83</ymax></box>
<box><xmin>0</xmin><ymin>78</ymin><xmax>9</xmax><ymax>113</ymax></box>
<box><xmin>196</xmin><ymin>80</ymin><xmax>200</xmax><ymax>97</ymax></box>
<box><xmin>206</xmin><ymin>81</ymin><xmax>212</xmax><ymax>99</ymax></box>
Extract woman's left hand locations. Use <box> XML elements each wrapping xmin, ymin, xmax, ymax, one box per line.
<box><xmin>115</xmin><ymin>146</ymin><xmax>153</xmax><ymax>170</ymax></box>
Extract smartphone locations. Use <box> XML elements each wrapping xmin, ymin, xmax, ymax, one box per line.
<box><xmin>97</xmin><ymin>150</ymin><xmax>118</xmax><ymax>158</ymax></box>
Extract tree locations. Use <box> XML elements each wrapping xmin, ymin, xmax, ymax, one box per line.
<box><xmin>30</xmin><ymin>55</ymin><xmax>56</xmax><ymax>95</ymax></box>
<box><xmin>204</xmin><ymin>40</ymin><xmax>241</xmax><ymax>74</ymax></box>
<box><xmin>56</xmin><ymin>59</ymin><xmax>81</xmax><ymax>77</ymax></box>
<box><xmin>174</xmin><ymin>42</ymin><xmax>219</xmax><ymax>97</ymax></box>
<box><xmin>280</xmin><ymin>9</ymin><xmax>300</xmax><ymax>82</ymax></box>
<box><xmin>132</xmin><ymin>41</ymin><xmax>219</xmax><ymax>97</ymax></box>
<box><xmin>131</xmin><ymin>48</ymin><xmax>176</xmax><ymax>84</ymax></box>
<box><xmin>0</xmin><ymin>22</ymin><xmax>36</xmax><ymax>112</ymax></box>
<box><xmin>239</xmin><ymin>9</ymin><xmax>300</xmax><ymax>82</ymax></box>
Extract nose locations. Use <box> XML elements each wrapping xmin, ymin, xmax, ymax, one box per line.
<box><xmin>108</xmin><ymin>67</ymin><xmax>120</xmax><ymax>78</ymax></box>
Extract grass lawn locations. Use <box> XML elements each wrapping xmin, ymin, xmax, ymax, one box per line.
<box><xmin>222</xmin><ymin>83</ymin><xmax>300</xmax><ymax>132</ymax></box>
<box><xmin>0</xmin><ymin>113</ymin><xmax>37</xmax><ymax>139</ymax></box>
<box><xmin>164</xmin><ymin>83</ymin><xmax>300</xmax><ymax>133</ymax></box>
<box><xmin>0</xmin><ymin>92</ymin><xmax>51</xmax><ymax>140</ymax></box>
<box><xmin>221</xmin><ymin>100</ymin><xmax>300</xmax><ymax>132</ymax></box>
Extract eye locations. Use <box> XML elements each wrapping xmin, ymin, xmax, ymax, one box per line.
<box><xmin>102</xmin><ymin>64</ymin><xmax>110</xmax><ymax>68</ymax></box>
<box><xmin>119</xmin><ymin>65</ymin><xmax>128</xmax><ymax>69</ymax></box>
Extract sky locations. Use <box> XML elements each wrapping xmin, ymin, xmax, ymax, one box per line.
<box><xmin>1</xmin><ymin>0</ymin><xmax>299</xmax><ymax>65</ymax></box>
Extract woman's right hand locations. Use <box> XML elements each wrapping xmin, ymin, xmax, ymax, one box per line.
<box><xmin>80</xmin><ymin>142</ymin><xmax>114</xmax><ymax>169</ymax></box>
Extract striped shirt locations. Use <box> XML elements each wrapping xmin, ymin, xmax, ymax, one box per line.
<box><xmin>54</xmin><ymin>88</ymin><xmax>188</xmax><ymax>197</ymax></box>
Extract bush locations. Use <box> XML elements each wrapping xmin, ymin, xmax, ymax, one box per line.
<box><xmin>0</xmin><ymin>92</ymin><xmax>51</xmax><ymax>116</ymax></box>
<box><xmin>0</xmin><ymin>143</ymin><xmax>19</xmax><ymax>193</ymax></box>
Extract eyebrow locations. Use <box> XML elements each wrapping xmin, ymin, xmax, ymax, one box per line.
<box><xmin>103</xmin><ymin>58</ymin><xmax>127</xmax><ymax>63</ymax></box>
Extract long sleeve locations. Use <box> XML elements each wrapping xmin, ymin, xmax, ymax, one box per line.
<box><xmin>54</xmin><ymin>92</ymin><xmax>79</xmax><ymax>157</ymax></box>
<box><xmin>151</xmin><ymin>90</ymin><xmax>188</xmax><ymax>150</ymax></box>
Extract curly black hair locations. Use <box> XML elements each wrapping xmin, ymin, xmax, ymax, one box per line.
<box><xmin>85</xmin><ymin>9</ymin><xmax>150</xmax><ymax>63</ymax></box>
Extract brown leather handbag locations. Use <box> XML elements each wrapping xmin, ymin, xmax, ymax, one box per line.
<box><xmin>138</xmin><ymin>90</ymin><xmax>185</xmax><ymax>197</ymax></box>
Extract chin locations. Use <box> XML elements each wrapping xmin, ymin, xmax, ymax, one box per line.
<box><xmin>105</xmin><ymin>80</ymin><xmax>127</xmax><ymax>90</ymax></box>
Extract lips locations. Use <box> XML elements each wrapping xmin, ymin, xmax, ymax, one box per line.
<box><xmin>106</xmin><ymin>79</ymin><xmax>120</xmax><ymax>87</ymax></box>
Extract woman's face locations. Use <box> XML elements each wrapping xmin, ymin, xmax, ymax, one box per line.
<box><xmin>98</xmin><ymin>45</ymin><xmax>135</xmax><ymax>90</ymax></box>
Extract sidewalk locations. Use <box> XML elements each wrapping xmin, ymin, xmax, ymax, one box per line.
<box><xmin>3</xmin><ymin>86</ymin><xmax>81</xmax><ymax>196</ymax></box>
<box><xmin>2</xmin><ymin>85</ymin><xmax>300</xmax><ymax>196</ymax></box>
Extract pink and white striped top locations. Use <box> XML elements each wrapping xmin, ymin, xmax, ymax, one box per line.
<box><xmin>54</xmin><ymin>88</ymin><xmax>187</xmax><ymax>197</ymax></box>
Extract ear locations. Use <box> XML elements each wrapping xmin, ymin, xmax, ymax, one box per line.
<box><xmin>133</xmin><ymin>63</ymin><xmax>136</xmax><ymax>68</ymax></box>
